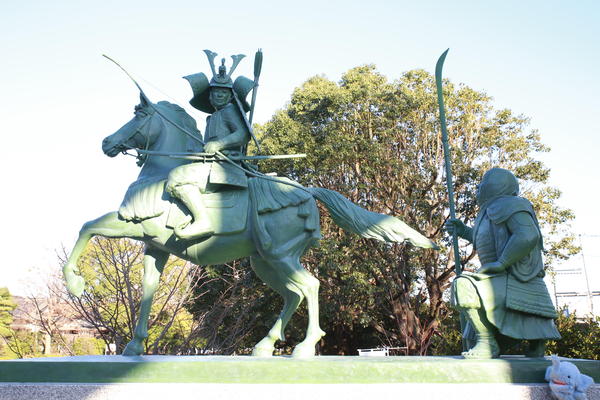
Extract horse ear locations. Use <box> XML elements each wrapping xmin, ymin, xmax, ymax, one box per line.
<box><xmin>139</xmin><ymin>92</ymin><xmax>150</xmax><ymax>107</ymax></box>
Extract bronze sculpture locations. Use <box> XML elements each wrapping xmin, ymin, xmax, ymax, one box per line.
<box><xmin>63</xmin><ymin>50</ymin><xmax>437</xmax><ymax>357</ymax></box>
<box><xmin>446</xmin><ymin>168</ymin><xmax>560</xmax><ymax>358</ymax></box>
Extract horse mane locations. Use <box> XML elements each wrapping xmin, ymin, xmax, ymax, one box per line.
<box><xmin>154</xmin><ymin>101</ymin><xmax>201</xmax><ymax>138</ymax></box>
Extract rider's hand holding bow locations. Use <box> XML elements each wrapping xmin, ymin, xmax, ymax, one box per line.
<box><xmin>204</xmin><ymin>141</ymin><xmax>222</xmax><ymax>154</ymax></box>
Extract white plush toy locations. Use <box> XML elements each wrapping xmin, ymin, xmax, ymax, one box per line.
<box><xmin>545</xmin><ymin>355</ymin><xmax>595</xmax><ymax>400</ymax></box>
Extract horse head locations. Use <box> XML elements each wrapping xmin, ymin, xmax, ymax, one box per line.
<box><xmin>103</xmin><ymin>93</ymin><xmax>202</xmax><ymax>180</ymax></box>
<box><xmin>102</xmin><ymin>94</ymin><xmax>162</xmax><ymax>158</ymax></box>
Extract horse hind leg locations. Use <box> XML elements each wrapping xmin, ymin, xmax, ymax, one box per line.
<box><xmin>63</xmin><ymin>212</ymin><xmax>144</xmax><ymax>297</ymax></box>
<box><xmin>290</xmin><ymin>262</ymin><xmax>325</xmax><ymax>358</ymax></box>
<box><xmin>250</xmin><ymin>256</ymin><xmax>304</xmax><ymax>357</ymax></box>
<box><xmin>265</xmin><ymin>256</ymin><xmax>325</xmax><ymax>358</ymax></box>
<box><xmin>123</xmin><ymin>247</ymin><xmax>169</xmax><ymax>356</ymax></box>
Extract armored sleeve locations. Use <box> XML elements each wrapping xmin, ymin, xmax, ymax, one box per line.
<box><xmin>497</xmin><ymin>211</ymin><xmax>541</xmax><ymax>271</ymax></box>
<box><xmin>216</xmin><ymin>104</ymin><xmax>250</xmax><ymax>151</ymax></box>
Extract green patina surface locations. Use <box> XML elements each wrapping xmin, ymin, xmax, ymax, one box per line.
<box><xmin>63</xmin><ymin>51</ymin><xmax>437</xmax><ymax>359</ymax></box>
<box><xmin>446</xmin><ymin>168</ymin><xmax>561</xmax><ymax>359</ymax></box>
<box><xmin>1</xmin><ymin>356</ymin><xmax>599</xmax><ymax>384</ymax></box>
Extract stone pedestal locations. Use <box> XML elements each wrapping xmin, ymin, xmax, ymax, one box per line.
<box><xmin>1</xmin><ymin>355</ymin><xmax>598</xmax><ymax>399</ymax></box>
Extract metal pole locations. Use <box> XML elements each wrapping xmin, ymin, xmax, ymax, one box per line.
<box><xmin>579</xmin><ymin>234</ymin><xmax>594</xmax><ymax>315</ymax></box>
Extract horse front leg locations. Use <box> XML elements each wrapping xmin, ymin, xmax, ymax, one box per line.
<box><xmin>63</xmin><ymin>212</ymin><xmax>144</xmax><ymax>297</ymax></box>
<box><xmin>123</xmin><ymin>247</ymin><xmax>169</xmax><ymax>356</ymax></box>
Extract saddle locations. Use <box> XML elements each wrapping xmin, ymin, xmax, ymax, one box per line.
<box><xmin>118</xmin><ymin>176</ymin><xmax>249</xmax><ymax>236</ymax></box>
<box><xmin>165</xmin><ymin>188</ymin><xmax>249</xmax><ymax>235</ymax></box>
<box><xmin>117</xmin><ymin>175</ymin><xmax>317</xmax><ymax>238</ymax></box>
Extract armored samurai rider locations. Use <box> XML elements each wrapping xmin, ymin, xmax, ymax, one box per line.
<box><xmin>166</xmin><ymin>50</ymin><xmax>256</xmax><ymax>239</ymax></box>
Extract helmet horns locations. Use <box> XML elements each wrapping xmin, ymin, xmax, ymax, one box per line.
<box><xmin>203</xmin><ymin>49</ymin><xmax>246</xmax><ymax>82</ymax></box>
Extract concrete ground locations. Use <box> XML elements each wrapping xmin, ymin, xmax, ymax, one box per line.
<box><xmin>0</xmin><ymin>383</ymin><xmax>599</xmax><ymax>400</ymax></box>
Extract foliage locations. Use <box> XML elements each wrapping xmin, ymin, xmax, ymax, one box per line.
<box><xmin>72</xmin><ymin>337</ymin><xmax>105</xmax><ymax>356</ymax></box>
<box><xmin>547</xmin><ymin>308</ymin><xmax>600</xmax><ymax>360</ymax></box>
<box><xmin>428</xmin><ymin>305</ymin><xmax>600</xmax><ymax>360</ymax></box>
<box><xmin>186</xmin><ymin>259</ymin><xmax>283</xmax><ymax>355</ymax></box>
<box><xmin>1</xmin><ymin>331</ymin><xmax>42</xmax><ymax>359</ymax></box>
<box><xmin>0</xmin><ymin>288</ymin><xmax>18</xmax><ymax>358</ymax></box>
<box><xmin>63</xmin><ymin>237</ymin><xmax>275</xmax><ymax>355</ymax></box>
<box><xmin>1</xmin><ymin>274</ymin><xmax>103</xmax><ymax>357</ymax></box>
<box><xmin>26</xmin><ymin>282</ymin><xmax>82</xmax><ymax>356</ymax></box>
<box><xmin>429</xmin><ymin>306</ymin><xmax>463</xmax><ymax>356</ymax></box>
<box><xmin>0</xmin><ymin>288</ymin><xmax>16</xmax><ymax>337</ymax></box>
<box><xmin>255</xmin><ymin>65</ymin><xmax>577</xmax><ymax>355</ymax></box>
<box><xmin>64</xmin><ymin>237</ymin><xmax>206</xmax><ymax>354</ymax></box>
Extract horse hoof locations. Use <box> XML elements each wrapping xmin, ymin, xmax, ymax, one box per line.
<box><xmin>252</xmin><ymin>346</ymin><xmax>274</xmax><ymax>357</ymax></box>
<box><xmin>122</xmin><ymin>341</ymin><xmax>144</xmax><ymax>356</ymax></box>
<box><xmin>292</xmin><ymin>343</ymin><xmax>316</xmax><ymax>358</ymax></box>
<box><xmin>66</xmin><ymin>274</ymin><xmax>85</xmax><ymax>297</ymax></box>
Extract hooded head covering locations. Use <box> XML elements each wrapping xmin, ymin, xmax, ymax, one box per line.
<box><xmin>476</xmin><ymin>168</ymin><xmax>519</xmax><ymax>207</ymax></box>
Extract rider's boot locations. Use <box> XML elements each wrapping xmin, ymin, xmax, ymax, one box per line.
<box><xmin>452</xmin><ymin>277</ymin><xmax>499</xmax><ymax>358</ymax></box>
<box><xmin>172</xmin><ymin>184</ymin><xmax>214</xmax><ymax>240</ymax></box>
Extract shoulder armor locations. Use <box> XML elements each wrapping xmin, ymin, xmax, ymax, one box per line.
<box><xmin>487</xmin><ymin>196</ymin><xmax>535</xmax><ymax>224</ymax></box>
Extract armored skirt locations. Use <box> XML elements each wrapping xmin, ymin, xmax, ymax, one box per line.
<box><xmin>454</xmin><ymin>273</ymin><xmax>561</xmax><ymax>340</ymax></box>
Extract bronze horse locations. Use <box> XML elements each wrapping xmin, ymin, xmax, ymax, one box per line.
<box><xmin>63</xmin><ymin>96</ymin><xmax>436</xmax><ymax>357</ymax></box>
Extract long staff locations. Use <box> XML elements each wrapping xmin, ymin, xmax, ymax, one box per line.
<box><xmin>436</xmin><ymin>49</ymin><xmax>466</xmax><ymax>348</ymax></box>
<box><xmin>435</xmin><ymin>49</ymin><xmax>461</xmax><ymax>277</ymax></box>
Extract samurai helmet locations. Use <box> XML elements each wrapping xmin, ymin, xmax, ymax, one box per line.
<box><xmin>205</xmin><ymin>49</ymin><xmax>245</xmax><ymax>88</ymax></box>
<box><xmin>184</xmin><ymin>49</ymin><xmax>254</xmax><ymax>113</ymax></box>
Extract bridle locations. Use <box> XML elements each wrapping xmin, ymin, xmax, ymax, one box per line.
<box><xmin>118</xmin><ymin>108</ymin><xmax>156</xmax><ymax>166</ymax></box>
<box><xmin>111</xmin><ymin>103</ymin><xmax>311</xmax><ymax>195</ymax></box>
<box><xmin>101</xmin><ymin>54</ymin><xmax>206</xmax><ymax>163</ymax></box>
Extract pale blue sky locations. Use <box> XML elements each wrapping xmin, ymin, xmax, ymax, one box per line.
<box><xmin>1</xmin><ymin>1</ymin><xmax>598</xmax><ymax>295</ymax></box>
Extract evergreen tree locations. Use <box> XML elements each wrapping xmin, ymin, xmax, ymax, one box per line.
<box><xmin>255</xmin><ymin>66</ymin><xmax>577</xmax><ymax>354</ymax></box>
<box><xmin>0</xmin><ymin>287</ymin><xmax>16</xmax><ymax>337</ymax></box>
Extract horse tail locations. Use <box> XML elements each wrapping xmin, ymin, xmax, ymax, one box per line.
<box><xmin>307</xmin><ymin>187</ymin><xmax>438</xmax><ymax>249</ymax></box>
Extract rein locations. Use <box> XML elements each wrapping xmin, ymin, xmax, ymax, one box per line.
<box><xmin>103</xmin><ymin>54</ymin><xmax>204</xmax><ymax>148</ymax></box>
<box><xmin>103</xmin><ymin>55</ymin><xmax>308</xmax><ymax>192</ymax></box>
<box><xmin>118</xmin><ymin>111</ymin><xmax>153</xmax><ymax>166</ymax></box>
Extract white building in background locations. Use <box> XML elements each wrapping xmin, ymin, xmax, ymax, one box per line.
<box><xmin>547</xmin><ymin>234</ymin><xmax>600</xmax><ymax>317</ymax></box>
